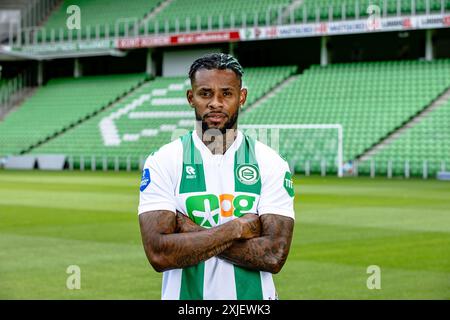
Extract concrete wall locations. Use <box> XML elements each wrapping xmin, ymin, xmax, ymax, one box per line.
<box><xmin>162</xmin><ymin>48</ymin><xmax>222</xmax><ymax>77</ymax></box>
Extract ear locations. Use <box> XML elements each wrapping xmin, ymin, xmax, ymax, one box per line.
<box><xmin>239</xmin><ymin>87</ymin><xmax>247</xmax><ymax>107</ymax></box>
<box><xmin>186</xmin><ymin>89</ymin><xmax>194</xmax><ymax>108</ymax></box>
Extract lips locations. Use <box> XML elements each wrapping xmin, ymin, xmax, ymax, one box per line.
<box><xmin>205</xmin><ymin>112</ymin><xmax>227</xmax><ymax>123</ymax></box>
<box><xmin>208</xmin><ymin>114</ymin><xmax>225</xmax><ymax>120</ymax></box>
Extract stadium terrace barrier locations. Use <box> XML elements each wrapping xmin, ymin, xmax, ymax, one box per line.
<box><xmin>296</xmin><ymin>158</ymin><xmax>448</xmax><ymax>179</ymax></box>
<box><xmin>437</xmin><ymin>172</ymin><xmax>450</xmax><ymax>180</ymax></box>
<box><xmin>67</xmin><ymin>155</ymin><xmax>145</xmax><ymax>172</ymax></box>
<box><xmin>4</xmin><ymin>155</ymin><xmax>36</xmax><ymax>170</ymax></box>
<box><xmin>2</xmin><ymin>153</ymin><xmax>447</xmax><ymax>179</ymax></box>
<box><xmin>36</xmin><ymin>155</ymin><xmax>66</xmax><ymax>170</ymax></box>
<box><xmin>350</xmin><ymin>159</ymin><xmax>449</xmax><ymax>179</ymax></box>
<box><xmin>3</xmin><ymin>154</ymin><xmax>66</xmax><ymax>170</ymax></box>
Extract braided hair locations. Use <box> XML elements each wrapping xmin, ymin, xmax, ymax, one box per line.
<box><xmin>189</xmin><ymin>53</ymin><xmax>244</xmax><ymax>85</ymax></box>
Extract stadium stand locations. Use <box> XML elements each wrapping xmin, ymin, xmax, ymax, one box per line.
<box><xmin>28</xmin><ymin>66</ymin><xmax>297</xmax><ymax>169</ymax></box>
<box><xmin>294</xmin><ymin>0</ymin><xmax>450</xmax><ymax>22</ymax></box>
<box><xmin>362</xmin><ymin>98</ymin><xmax>450</xmax><ymax>177</ymax></box>
<box><xmin>3</xmin><ymin>60</ymin><xmax>450</xmax><ymax>176</ymax></box>
<box><xmin>3</xmin><ymin>58</ymin><xmax>449</xmax><ymax>177</ymax></box>
<box><xmin>239</xmin><ymin>59</ymin><xmax>450</xmax><ymax>174</ymax></box>
<box><xmin>0</xmin><ymin>73</ymin><xmax>147</xmax><ymax>156</ymax></box>
<box><xmin>0</xmin><ymin>0</ymin><xmax>47</xmax><ymax>40</ymax></box>
<box><xmin>35</xmin><ymin>0</ymin><xmax>450</xmax><ymax>39</ymax></box>
<box><xmin>143</xmin><ymin>0</ymin><xmax>291</xmax><ymax>33</ymax></box>
<box><xmin>40</xmin><ymin>0</ymin><xmax>163</xmax><ymax>39</ymax></box>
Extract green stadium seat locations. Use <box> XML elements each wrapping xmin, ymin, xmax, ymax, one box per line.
<box><xmin>0</xmin><ymin>73</ymin><xmax>146</xmax><ymax>156</ymax></box>
<box><xmin>39</xmin><ymin>0</ymin><xmax>162</xmax><ymax>41</ymax></box>
<box><xmin>371</xmin><ymin>98</ymin><xmax>450</xmax><ymax>177</ymax></box>
<box><xmin>239</xmin><ymin>59</ymin><xmax>450</xmax><ymax>176</ymax></box>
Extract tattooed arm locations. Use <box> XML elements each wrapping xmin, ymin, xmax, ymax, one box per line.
<box><xmin>219</xmin><ymin>214</ymin><xmax>294</xmax><ymax>274</ymax></box>
<box><xmin>139</xmin><ymin>210</ymin><xmax>260</xmax><ymax>272</ymax></box>
<box><xmin>176</xmin><ymin>212</ymin><xmax>294</xmax><ymax>274</ymax></box>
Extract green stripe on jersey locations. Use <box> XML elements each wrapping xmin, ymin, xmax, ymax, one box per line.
<box><xmin>234</xmin><ymin>266</ymin><xmax>263</xmax><ymax>300</ymax></box>
<box><xmin>234</xmin><ymin>134</ymin><xmax>261</xmax><ymax>195</ymax></box>
<box><xmin>180</xmin><ymin>132</ymin><xmax>206</xmax><ymax>194</ymax></box>
<box><xmin>180</xmin><ymin>262</ymin><xmax>205</xmax><ymax>300</ymax></box>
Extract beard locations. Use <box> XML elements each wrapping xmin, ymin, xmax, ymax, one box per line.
<box><xmin>195</xmin><ymin>108</ymin><xmax>239</xmax><ymax>135</ymax></box>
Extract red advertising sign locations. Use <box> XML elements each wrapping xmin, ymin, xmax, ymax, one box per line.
<box><xmin>171</xmin><ymin>31</ymin><xmax>240</xmax><ymax>45</ymax></box>
<box><xmin>316</xmin><ymin>23</ymin><xmax>328</xmax><ymax>34</ymax></box>
<box><xmin>402</xmin><ymin>18</ymin><xmax>412</xmax><ymax>28</ymax></box>
<box><xmin>117</xmin><ymin>36</ymin><xmax>170</xmax><ymax>49</ymax></box>
<box><xmin>444</xmin><ymin>16</ymin><xmax>450</xmax><ymax>26</ymax></box>
<box><xmin>116</xmin><ymin>31</ymin><xmax>239</xmax><ymax>49</ymax></box>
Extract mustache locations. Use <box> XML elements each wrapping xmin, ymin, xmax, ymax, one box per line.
<box><xmin>203</xmin><ymin>111</ymin><xmax>229</xmax><ymax>119</ymax></box>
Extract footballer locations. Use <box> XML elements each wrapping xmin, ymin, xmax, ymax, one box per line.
<box><xmin>138</xmin><ymin>53</ymin><xmax>295</xmax><ymax>300</ymax></box>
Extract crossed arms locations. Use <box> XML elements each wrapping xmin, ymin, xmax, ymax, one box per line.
<box><xmin>139</xmin><ymin>210</ymin><xmax>294</xmax><ymax>274</ymax></box>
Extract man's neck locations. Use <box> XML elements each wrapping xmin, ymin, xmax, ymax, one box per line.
<box><xmin>196</xmin><ymin>126</ymin><xmax>238</xmax><ymax>155</ymax></box>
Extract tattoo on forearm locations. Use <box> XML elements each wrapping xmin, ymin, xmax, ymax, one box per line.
<box><xmin>139</xmin><ymin>210</ymin><xmax>239</xmax><ymax>272</ymax></box>
<box><xmin>142</xmin><ymin>210</ymin><xmax>294</xmax><ymax>273</ymax></box>
<box><xmin>174</xmin><ymin>241</ymin><xmax>233</xmax><ymax>267</ymax></box>
<box><xmin>219</xmin><ymin>214</ymin><xmax>294</xmax><ymax>273</ymax></box>
<box><xmin>176</xmin><ymin>211</ymin><xmax>203</xmax><ymax>233</ymax></box>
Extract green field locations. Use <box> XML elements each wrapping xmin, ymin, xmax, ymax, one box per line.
<box><xmin>0</xmin><ymin>170</ymin><xmax>449</xmax><ymax>299</ymax></box>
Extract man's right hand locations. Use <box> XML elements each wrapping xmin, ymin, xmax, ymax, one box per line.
<box><xmin>236</xmin><ymin>214</ymin><xmax>261</xmax><ymax>240</ymax></box>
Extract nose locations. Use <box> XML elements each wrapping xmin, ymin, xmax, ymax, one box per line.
<box><xmin>207</xmin><ymin>93</ymin><xmax>224</xmax><ymax>110</ymax></box>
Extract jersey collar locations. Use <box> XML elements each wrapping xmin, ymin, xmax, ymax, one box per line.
<box><xmin>192</xmin><ymin>128</ymin><xmax>243</xmax><ymax>159</ymax></box>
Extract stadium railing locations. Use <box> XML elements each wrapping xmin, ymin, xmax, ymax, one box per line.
<box><xmin>0</xmin><ymin>71</ymin><xmax>33</xmax><ymax>118</ymax></box>
<box><xmin>31</xmin><ymin>153</ymin><xmax>446</xmax><ymax>180</ymax></box>
<box><xmin>6</xmin><ymin>0</ymin><xmax>449</xmax><ymax>47</ymax></box>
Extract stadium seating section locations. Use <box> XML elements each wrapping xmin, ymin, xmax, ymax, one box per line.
<box><xmin>2</xmin><ymin>60</ymin><xmax>449</xmax><ymax>176</ymax></box>
<box><xmin>361</xmin><ymin>98</ymin><xmax>450</xmax><ymax>176</ymax></box>
<box><xmin>28</xmin><ymin>66</ymin><xmax>296</xmax><ymax>169</ymax></box>
<box><xmin>0</xmin><ymin>73</ymin><xmax>146</xmax><ymax>155</ymax></box>
<box><xmin>239</xmin><ymin>59</ymin><xmax>450</xmax><ymax>175</ymax></box>
<box><xmin>294</xmin><ymin>0</ymin><xmax>449</xmax><ymax>22</ymax></box>
<box><xmin>143</xmin><ymin>0</ymin><xmax>291</xmax><ymax>33</ymax></box>
<box><xmin>37</xmin><ymin>0</ymin><xmax>450</xmax><ymax>39</ymax></box>
<box><xmin>40</xmin><ymin>0</ymin><xmax>162</xmax><ymax>39</ymax></box>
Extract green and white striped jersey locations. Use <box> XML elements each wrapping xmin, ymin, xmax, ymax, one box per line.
<box><xmin>138</xmin><ymin>129</ymin><xmax>295</xmax><ymax>300</ymax></box>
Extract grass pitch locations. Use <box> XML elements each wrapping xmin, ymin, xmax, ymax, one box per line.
<box><xmin>0</xmin><ymin>170</ymin><xmax>449</xmax><ymax>299</ymax></box>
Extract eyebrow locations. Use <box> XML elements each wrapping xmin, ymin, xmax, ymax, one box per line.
<box><xmin>197</xmin><ymin>86</ymin><xmax>235</xmax><ymax>91</ymax></box>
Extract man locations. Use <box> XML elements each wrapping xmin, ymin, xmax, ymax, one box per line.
<box><xmin>138</xmin><ymin>53</ymin><xmax>295</xmax><ymax>300</ymax></box>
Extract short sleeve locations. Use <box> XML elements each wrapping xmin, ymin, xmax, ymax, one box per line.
<box><xmin>138</xmin><ymin>151</ymin><xmax>177</xmax><ymax>215</ymax></box>
<box><xmin>257</xmin><ymin>153</ymin><xmax>295</xmax><ymax>220</ymax></box>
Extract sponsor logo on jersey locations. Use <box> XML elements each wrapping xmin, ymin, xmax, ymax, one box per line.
<box><xmin>283</xmin><ymin>171</ymin><xmax>294</xmax><ymax>197</ymax></box>
<box><xmin>140</xmin><ymin>168</ymin><xmax>151</xmax><ymax>192</ymax></box>
<box><xmin>185</xmin><ymin>165</ymin><xmax>196</xmax><ymax>179</ymax></box>
<box><xmin>185</xmin><ymin>193</ymin><xmax>257</xmax><ymax>228</ymax></box>
<box><xmin>236</xmin><ymin>164</ymin><xmax>260</xmax><ymax>185</ymax></box>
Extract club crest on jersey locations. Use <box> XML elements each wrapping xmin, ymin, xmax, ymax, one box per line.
<box><xmin>140</xmin><ymin>168</ymin><xmax>151</xmax><ymax>192</ymax></box>
<box><xmin>236</xmin><ymin>164</ymin><xmax>260</xmax><ymax>185</ymax></box>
